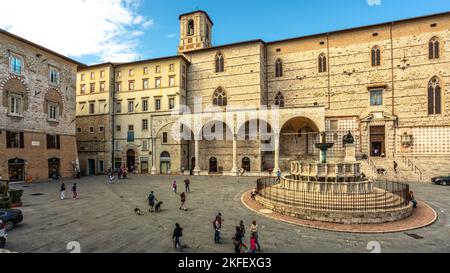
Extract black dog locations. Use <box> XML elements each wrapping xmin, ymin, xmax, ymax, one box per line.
<box><xmin>155</xmin><ymin>201</ymin><xmax>163</xmax><ymax>212</ymax></box>
<box><xmin>134</xmin><ymin>208</ymin><xmax>143</xmax><ymax>215</ymax></box>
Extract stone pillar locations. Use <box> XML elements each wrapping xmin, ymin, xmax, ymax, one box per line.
<box><xmin>151</xmin><ymin>137</ymin><xmax>157</xmax><ymax>175</ymax></box>
<box><xmin>230</xmin><ymin>134</ymin><xmax>238</xmax><ymax>176</ymax></box>
<box><xmin>274</xmin><ymin>133</ymin><xmax>280</xmax><ymax>173</ymax></box>
<box><xmin>193</xmin><ymin>139</ymin><xmax>200</xmax><ymax>176</ymax></box>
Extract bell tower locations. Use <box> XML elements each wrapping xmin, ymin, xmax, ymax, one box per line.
<box><xmin>178</xmin><ymin>10</ymin><xmax>213</xmax><ymax>54</ymax></box>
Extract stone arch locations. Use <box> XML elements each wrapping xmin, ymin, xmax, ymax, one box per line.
<box><xmin>212</xmin><ymin>87</ymin><xmax>227</xmax><ymax>107</ymax></box>
<box><xmin>43</xmin><ymin>88</ymin><xmax>64</xmax><ymax>116</ymax></box>
<box><xmin>0</xmin><ymin>76</ymin><xmax>30</xmax><ymax>111</ymax></box>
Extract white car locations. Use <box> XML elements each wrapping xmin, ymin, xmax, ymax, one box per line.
<box><xmin>0</xmin><ymin>219</ymin><xmax>7</xmax><ymax>249</ymax></box>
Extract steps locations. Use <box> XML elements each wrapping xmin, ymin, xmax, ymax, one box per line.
<box><xmin>361</xmin><ymin>157</ymin><xmax>422</xmax><ymax>183</ymax></box>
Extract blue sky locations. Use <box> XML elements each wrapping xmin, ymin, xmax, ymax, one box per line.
<box><xmin>2</xmin><ymin>0</ymin><xmax>450</xmax><ymax>65</ymax></box>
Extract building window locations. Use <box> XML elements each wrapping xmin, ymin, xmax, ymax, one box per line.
<box><xmin>80</xmin><ymin>84</ymin><xmax>86</xmax><ymax>94</ymax></box>
<box><xmin>81</xmin><ymin>74</ymin><xmax>86</xmax><ymax>81</ymax></box>
<box><xmin>318</xmin><ymin>53</ymin><xmax>327</xmax><ymax>73</ymax></box>
<box><xmin>90</xmin><ymin>72</ymin><xmax>95</xmax><ymax>80</ymax></box>
<box><xmin>117</xmin><ymin>71</ymin><xmax>122</xmax><ymax>78</ymax></box>
<box><xmin>116</xmin><ymin>125</ymin><xmax>121</xmax><ymax>132</ymax></box>
<box><xmin>155</xmin><ymin>77</ymin><xmax>161</xmax><ymax>88</ymax></box>
<box><xmin>100</xmin><ymin>70</ymin><xmax>105</xmax><ymax>78</ymax></box>
<box><xmin>128</xmin><ymin>125</ymin><xmax>134</xmax><ymax>131</ymax></box>
<box><xmin>116</xmin><ymin>82</ymin><xmax>122</xmax><ymax>92</ymax></box>
<box><xmin>274</xmin><ymin>92</ymin><xmax>285</xmax><ymax>107</ymax></box>
<box><xmin>330</xmin><ymin>120</ymin><xmax>339</xmax><ymax>131</ymax></box>
<box><xmin>370</xmin><ymin>89</ymin><xmax>383</xmax><ymax>106</ymax></box>
<box><xmin>142</xmin><ymin>139</ymin><xmax>148</xmax><ymax>151</ymax></box>
<box><xmin>215</xmin><ymin>52</ymin><xmax>224</xmax><ymax>73</ymax></box>
<box><xmin>89</xmin><ymin>127</ymin><xmax>94</xmax><ymax>133</ymax></box>
<box><xmin>116</xmin><ymin>101</ymin><xmax>122</xmax><ymax>113</ymax></box>
<box><xmin>100</xmin><ymin>82</ymin><xmax>105</xmax><ymax>92</ymax></box>
<box><xmin>143</xmin><ymin>79</ymin><xmax>149</xmax><ymax>90</ymax></box>
<box><xmin>142</xmin><ymin>99</ymin><xmax>148</xmax><ymax>111</ymax></box>
<box><xmin>49</xmin><ymin>68</ymin><xmax>60</xmax><ymax>85</ymax></box>
<box><xmin>187</xmin><ymin>20</ymin><xmax>194</xmax><ymax>36</ymax></box>
<box><xmin>371</xmin><ymin>46</ymin><xmax>381</xmax><ymax>66</ymax></box>
<box><xmin>128</xmin><ymin>101</ymin><xmax>134</xmax><ymax>113</ymax></box>
<box><xmin>169</xmin><ymin>64</ymin><xmax>175</xmax><ymax>72</ymax></box>
<box><xmin>169</xmin><ymin>98</ymin><xmax>175</xmax><ymax>109</ymax></box>
<box><xmin>143</xmin><ymin>67</ymin><xmax>148</xmax><ymax>75</ymax></box>
<box><xmin>90</xmin><ymin>83</ymin><xmax>95</xmax><ymax>93</ymax></box>
<box><xmin>99</xmin><ymin>126</ymin><xmax>104</xmax><ymax>133</ymax></box>
<box><xmin>429</xmin><ymin>37</ymin><xmax>440</xmax><ymax>59</ymax></box>
<box><xmin>169</xmin><ymin>76</ymin><xmax>175</xmax><ymax>87</ymax></box>
<box><xmin>275</xmin><ymin>59</ymin><xmax>283</xmax><ymax>77</ymax></box>
<box><xmin>129</xmin><ymin>69</ymin><xmax>134</xmax><ymax>76</ymax></box>
<box><xmin>181</xmin><ymin>76</ymin><xmax>186</xmax><ymax>89</ymax></box>
<box><xmin>89</xmin><ymin>102</ymin><xmax>95</xmax><ymax>114</ymax></box>
<box><xmin>155</xmin><ymin>98</ymin><xmax>161</xmax><ymax>110</ymax></box>
<box><xmin>155</xmin><ymin>66</ymin><xmax>161</xmax><ymax>73</ymax></box>
<box><xmin>213</xmin><ymin>87</ymin><xmax>227</xmax><ymax>107</ymax></box>
<box><xmin>10</xmin><ymin>55</ymin><xmax>23</xmax><ymax>75</ymax></box>
<box><xmin>48</xmin><ymin>104</ymin><xmax>59</xmax><ymax>121</ymax></box>
<box><xmin>9</xmin><ymin>95</ymin><xmax>22</xmax><ymax>116</ymax></box>
<box><xmin>6</xmin><ymin>131</ymin><xmax>24</xmax><ymax>148</ymax></box>
<box><xmin>77</xmin><ymin>128</ymin><xmax>82</xmax><ymax>133</ymax></box>
<box><xmin>163</xmin><ymin>132</ymin><xmax>168</xmax><ymax>143</ymax></box>
<box><xmin>47</xmin><ymin>135</ymin><xmax>60</xmax><ymax>149</ymax></box>
<box><xmin>142</xmin><ymin>119</ymin><xmax>148</xmax><ymax>131</ymax></box>
<box><xmin>428</xmin><ymin>76</ymin><xmax>441</xmax><ymax>115</ymax></box>
<box><xmin>129</xmin><ymin>80</ymin><xmax>135</xmax><ymax>91</ymax></box>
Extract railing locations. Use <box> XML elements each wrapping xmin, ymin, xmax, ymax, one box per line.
<box><xmin>402</xmin><ymin>156</ymin><xmax>423</xmax><ymax>181</ymax></box>
<box><xmin>256</xmin><ymin>177</ymin><xmax>410</xmax><ymax>212</ymax></box>
<box><xmin>367</xmin><ymin>158</ymin><xmax>377</xmax><ymax>174</ymax></box>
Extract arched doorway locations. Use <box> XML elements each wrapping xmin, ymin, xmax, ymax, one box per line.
<box><xmin>8</xmin><ymin>158</ymin><xmax>25</xmax><ymax>182</ymax></box>
<box><xmin>241</xmin><ymin>157</ymin><xmax>251</xmax><ymax>172</ymax></box>
<box><xmin>48</xmin><ymin>157</ymin><xmax>61</xmax><ymax>179</ymax></box>
<box><xmin>209</xmin><ymin>157</ymin><xmax>218</xmax><ymax>173</ymax></box>
<box><xmin>126</xmin><ymin>149</ymin><xmax>136</xmax><ymax>170</ymax></box>
<box><xmin>160</xmin><ymin>151</ymin><xmax>171</xmax><ymax>174</ymax></box>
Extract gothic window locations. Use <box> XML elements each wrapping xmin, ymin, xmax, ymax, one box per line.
<box><xmin>275</xmin><ymin>59</ymin><xmax>283</xmax><ymax>77</ymax></box>
<box><xmin>274</xmin><ymin>92</ymin><xmax>285</xmax><ymax>107</ymax></box>
<box><xmin>215</xmin><ymin>52</ymin><xmax>224</xmax><ymax>73</ymax></box>
<box><xmin>213</xmin><ymin>87</ymin><xmax>227</xmax><ymax>107</ymax></box>
<box><xmin>429</xmin><ymin>37</ymin><xmax>440</xmax><ymax>59</ymax></box>
<box><xmin>428</xmin><ymin>76</ymin><xmax>441</xmax><ymax>115</ymax></box>
<box><xmin>187</xmin><ymin>20</ymin><xmax>194</xmax><ymax>36</ymax></box>
<box><xmin>371</xmin><ymin>46</ymin><xmax>381</xmax><ymax>66</ymax></box>
<box><xmin>318</xmin><ymin>53</ymin><xmax>327</xmax><ymax>73</ymax></box>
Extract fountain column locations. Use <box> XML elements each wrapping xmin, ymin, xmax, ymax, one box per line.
<box><xmin>193</xmin><ymin>139</ymin><xmax>200</xmax><ymax>176</ymax></box>
<box><xmin>230</xmin><ymin>134</ymin><xmax>238</xmax><ymax>176</ymax></box>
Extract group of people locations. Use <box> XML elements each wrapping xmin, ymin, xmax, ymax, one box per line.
<box><xmin>59</xmin><ymin>182</ymin><xmax>78</xmax><ymax>200</ymax></box>
<box><xmin>107</xmin><ymin>165</ymin><xmax>134</xmax><ymax>183</ymax></box>
<box><xmin>213</xmin><ymin>213</ymin><xmax>261</xmax><ymax>253</ymax></box>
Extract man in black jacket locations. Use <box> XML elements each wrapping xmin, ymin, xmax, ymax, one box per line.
<box><xmin>173</xmin><ymin>223</ymin><xmax>183</xmax><ymax>249</ymax></box>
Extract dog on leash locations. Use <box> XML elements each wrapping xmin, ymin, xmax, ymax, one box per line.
<box><xmin>155</xmin><ymin>201</ymin><xmax>163</xmax><ymax>212</ymax></box>
<box><xmin>134</xmin><ymin>208</ymin><xmax>144</xmax><ymax>215</ymax></box>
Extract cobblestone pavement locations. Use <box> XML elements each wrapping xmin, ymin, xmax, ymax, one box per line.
<box><xmin>4</xmin><ymin>175</ymin><xmax>450</xmax><ymax>253</ymax></box>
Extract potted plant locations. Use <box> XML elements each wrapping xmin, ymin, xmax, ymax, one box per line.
<box><xmin>0</xmin><ymin>198</ymin><xmax>11</xmax><ymax>209</ymax></box>
<box><xmin>8</xmin><ymin>189</ymin><xmax>23</xmax><ymax>208</ymax></box>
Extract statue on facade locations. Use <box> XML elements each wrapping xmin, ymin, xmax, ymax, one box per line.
<box><xmin>343</xmin><ymin>130</ymin><xmax>355</xmax><ymax>146</ymax></box>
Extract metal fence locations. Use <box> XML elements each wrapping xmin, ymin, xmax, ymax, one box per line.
<box><xmin>256</xmin><ymin>177</ymin><xmax>410</xmax><ymax>212</ymax></box>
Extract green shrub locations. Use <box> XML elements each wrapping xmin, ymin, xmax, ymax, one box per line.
<box><xmin>0</xmin><ymin>185</ymin><xmax>6</xmax><ymax>196</ymax></box>
<box><xmin>0</xmin><ymin>199</ymin><xmax>11</xmax><ymax>209</ymax></box>
<box><xmin>8</xmin><ymin>189</ymin><xmax>23</xmax><ymax>204</ymax></box>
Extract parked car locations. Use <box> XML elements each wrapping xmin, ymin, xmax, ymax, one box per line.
<box><xmin>0</xmin><ymin>209</ymin><xmax>23</xmax><ymax>231</ymax></box>
<box><xmin>0</xmin><ymin>219</ymin><xmax>6</xmax><ymax>248</ymax></box>
<box><xmin>432</xmin><ymin>175</ymin><xmax>450</xmax><ymax>186</ymax></box>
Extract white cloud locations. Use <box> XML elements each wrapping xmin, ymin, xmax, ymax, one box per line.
<box><xmin>367</xmin><ymin>0</ymin><xmax>382</xmax><ymax>5</ymax></box>
<box><xmin>0</xmin><ymin>0</ymin><xmax>153</xmax><ymax>63</ymax></box>
<box><xmin>165</xmin><ymin>33</ymin><xmax>177</xmax><ymax>38</ymax></box>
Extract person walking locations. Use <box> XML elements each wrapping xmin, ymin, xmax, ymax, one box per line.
<box><xmin>232</xmin><ymin>226</ymin><xmax>242</xmax><ymax>253</ymax></box>
<box><xmin>72</xmin><ymin>183</ymin><xmax>78</xmax><ymax>199</ymax></box>
<box><xmin>172</xmin><ymin>180</ymin><xmax>177</xmax><ymax>194</ymax></box>
<box><xmin>60</xmin><ymin>182</ymin><xmax>66</xmax><ymax>200</ymax></box>
<box><xmin>214</xmin><ymin>216</ymin><xmax>221</xmax><ymax>244</ymax></box>
<box><xmin>239</xmin><ymin>220</ymin><xmax>246</xmax><ymax>243</ymax></box>
<box><xmin>250</xmin><ymin>220</ymin><xmax>261</xmax><ymax>251</ymax></box>
<box><xmin>249</xmin><ymin>234</ymin><xmax>257</xmax><ymax>254</ymax></box>
<box><xmin>173</xmin><ymin>223</ymin><xmax>183</xmax><ymax>250</ymax></box>
<box><xmin>181</xmin><ymin>167</ymin><xmax>185</xmax><ymax>175</ymax></box>
<box><xmin>147</xmin><ymin>191</ymin><xmax>157</xmax><ymax>212</ymax></box>
<box><xmin>179</xmin><ymin>192</ymin><xmax>187</xmax><ymax>211</ymax></box>
<box><xmin>276</xmin><ymin>169</ymin><xmax>282</xmax><ymax>182</ymax></box>
<box><xmin>393</xmin><ymin>161</ymin><xmax>398</xmax><ymax>173</ymax></box>
<box><xmin>184</xmin><ymin>177</ymin><xmax>190</xmax><ymax>193</ymax></box>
